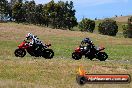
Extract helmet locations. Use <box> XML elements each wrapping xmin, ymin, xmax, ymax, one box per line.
<box><xmin>81</xmin><ymin>38</ymin><xmax>92</xmax><ymax>44</ymax></box>
<box><xmin>26</xmin><ymin>33</ymin><xmax>33</xmax><ymax>40</ymax></box>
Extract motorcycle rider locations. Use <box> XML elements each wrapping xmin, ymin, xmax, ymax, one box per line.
<box><xmin>80</xmin><ymin>38</ymin><xmax>95</xmax><ymax>53</ymax></box>
<box><xmin>25</xmin><ymin>33</ymin><xmax>45</xmax><ymax>51</ymax></box>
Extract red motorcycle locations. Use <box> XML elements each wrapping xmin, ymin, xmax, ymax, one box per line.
<box><xmin>14</xmin><ymin>40</ymin><xmax>54</xmax><ymax>59</ymax></box>
<box><xmin>72</xmin><ymin>44</ymin><xmax>108</xmax><ymax>61</ymax></box>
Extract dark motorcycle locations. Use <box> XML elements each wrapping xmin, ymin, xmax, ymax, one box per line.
<box><xmin>14</xmin><ymin>40</ymin><xmax>54</xmax><ymax>59</ymax></box>
<box><xmin>72</xmin><ymin>44</ymin><xmax>108</xmax><ymax>61</ymax></box>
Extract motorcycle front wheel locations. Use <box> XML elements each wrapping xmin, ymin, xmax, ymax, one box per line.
<box><xmin>14</xmin><ymin>49</ymin><xmax>26</xmax><ymax>57</ymax></box>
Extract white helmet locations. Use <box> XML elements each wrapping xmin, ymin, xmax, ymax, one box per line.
<box><xmin>26</xmin><ymin>33</ymin><xmax>33</xmax><ymax>40</ymax></box>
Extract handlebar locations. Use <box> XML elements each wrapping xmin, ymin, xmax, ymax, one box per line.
<box><xmin>46</xmin><ymin>44</ymin><xmax>51</xmax><ymax>47</ymax></box>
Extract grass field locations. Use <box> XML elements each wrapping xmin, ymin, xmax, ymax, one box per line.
<box><xmin>0</xmin><ymin>22</ymin><xmax>132</xmax><ymax>88</ymax></box>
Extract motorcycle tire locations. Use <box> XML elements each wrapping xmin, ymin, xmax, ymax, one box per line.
<box><xmin>14</xmin><ymin>49</ymin><xmax>26</xmax><ymax>57</ymax></box>
<box><xmin>97</xmin><ymin>52</ymin><xmax>108</xmax><ymax>61</ymax></box>
<box><xmin>42</xmin><ymin>49</ymin><xmax>54</xmax><ymax>59</ymax></box>
<box><xmin>72</xmin><ymin>52</ymin><xmax>82</xmax><ymax>60</ymax></box>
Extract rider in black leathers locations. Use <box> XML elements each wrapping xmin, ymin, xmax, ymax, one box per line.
<box><xmin>80</xmin><ymin>38</ymin><xmax>95</xmax><ymax>54</ymax></box>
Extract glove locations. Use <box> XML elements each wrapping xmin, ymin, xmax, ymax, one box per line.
<box><xmin>28</xmin><ymin>42</ymin><xmax>33</xmax><ymax>47</ymax></box>
<box><xmin>25</xmin><ymin>43</ymin><xmax>29</xmax><ymax>46</ymax></box>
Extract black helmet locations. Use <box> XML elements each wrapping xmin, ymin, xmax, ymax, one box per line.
<box><xmin>81</xmin><ymin>38</ymin><xmax>92</xmax><ymax>44</ymax></box>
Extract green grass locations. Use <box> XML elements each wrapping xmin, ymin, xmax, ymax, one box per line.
<box><xmin>1</xmin><ymin>37</ymin><xmax>131</xmax><ymax>60</ymax></box>
<box><xmin>0</xmin><ymin>58</ymin><xmax>131</xmax><ymax>88</ymax></box>
<box><xmin>0</xmin><ymin>22</ymin><xmax>132</xmax><ymax>88</ymax></box>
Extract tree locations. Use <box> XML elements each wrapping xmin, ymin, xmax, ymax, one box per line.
<box><xmin>23</xmin><ymin>1</ymin><xmax>36</xmax><ymax>24</ymax></box>
<box><xmin>98</xmin><ymin>18</ymin><xmax>118</xmax><ymax>36</ymax></box>
<box><xmin>79</xmin><ymin>18</ymin><xmax>95</xmax><ymax>32</ymax></box>
<box><xmin>122</xmin><ymin>16</ymin><xmax>132</xmax><ymax>38</ymax></box>
<box><xmin>43</xmin><ymin>0</ymin><xmax>77</xmax><ymax>29</ymax></box>
<box><xmin>12</xmin><ymin>2</ymin><xmax>26</xmax><ymax>23</ymax></box>
<box><xmin>44</xmin><ymin>0</ymin><xmax>56</xmax><ymax>28</ymax></box>
<box><xmin>10</xmin><ymin>0</ymin><xmax>23</xmax><ymax>6</ymax></box>
<box><xmin>0</xmin><ymin>0</ymin><xmax>9</xmax><ymax>21</ymax></box>
<box><xmin>4</xmin><ymin>0</ymin><xmax>78</xmax><ymax>29</ymax></box>
<box><xmin>64</xmin><ymin>1</ymin><xmax>78</xmax><ymax>30</ymax></box>
<box><xmin>35</xmin><ymin>4</ymin><xmax>44</xmax><ymax>25</ymax></box>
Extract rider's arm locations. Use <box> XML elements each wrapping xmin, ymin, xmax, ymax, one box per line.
<box><xmin>29</xmin><ymin>39</ymin><xmax>35</xmax><ymax>46</ymax></box>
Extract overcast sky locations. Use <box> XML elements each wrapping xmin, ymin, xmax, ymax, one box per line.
<box><xmin>8</xmin><ymin>0</ymin><xmax>132</xmax><ymax>21</ymax></box>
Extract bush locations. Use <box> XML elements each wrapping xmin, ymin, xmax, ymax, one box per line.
<box><xmin>123</xmin><ymin>29</ymin><xmax>132</xmax><ymax>38</ymax></box>
<box><xmin>98</xmin><ymin>18</ymin><xmax>118</xmax><ymax>36</ymax></box>
<box><xmin>79</xmin><ymin>18</ymin><xmax>95</xmax><ymax>33</ymax></box>
<box><xmin>122</xmin><ymin>16</ymin><xmax>132</xmax><ymax>38</ymax></box>
<box><xmin>122</xmin><ymin>24</ymin><xmax>128</xmax><ymax>38</ymax></box>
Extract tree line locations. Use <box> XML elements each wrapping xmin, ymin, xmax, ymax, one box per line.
<box><xmin>0</xmin><ymin>0</ymin><xmax>78</xmax><ymax>30</ymax></box>
<box><xmin>0</xmin><ymin>0</ymin><xmax>132</xmax><ymax>38</ymax></box>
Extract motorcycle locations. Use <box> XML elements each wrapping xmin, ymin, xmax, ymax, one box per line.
<box><xmin>72</xmin><ymin>44</ymin><xmax>108</xmax><ymax>61</ymax></box>
<box><xmin>14</xmin><ymin>40</ymin><xmax>54</xmax><ymax>59</ymax></box>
